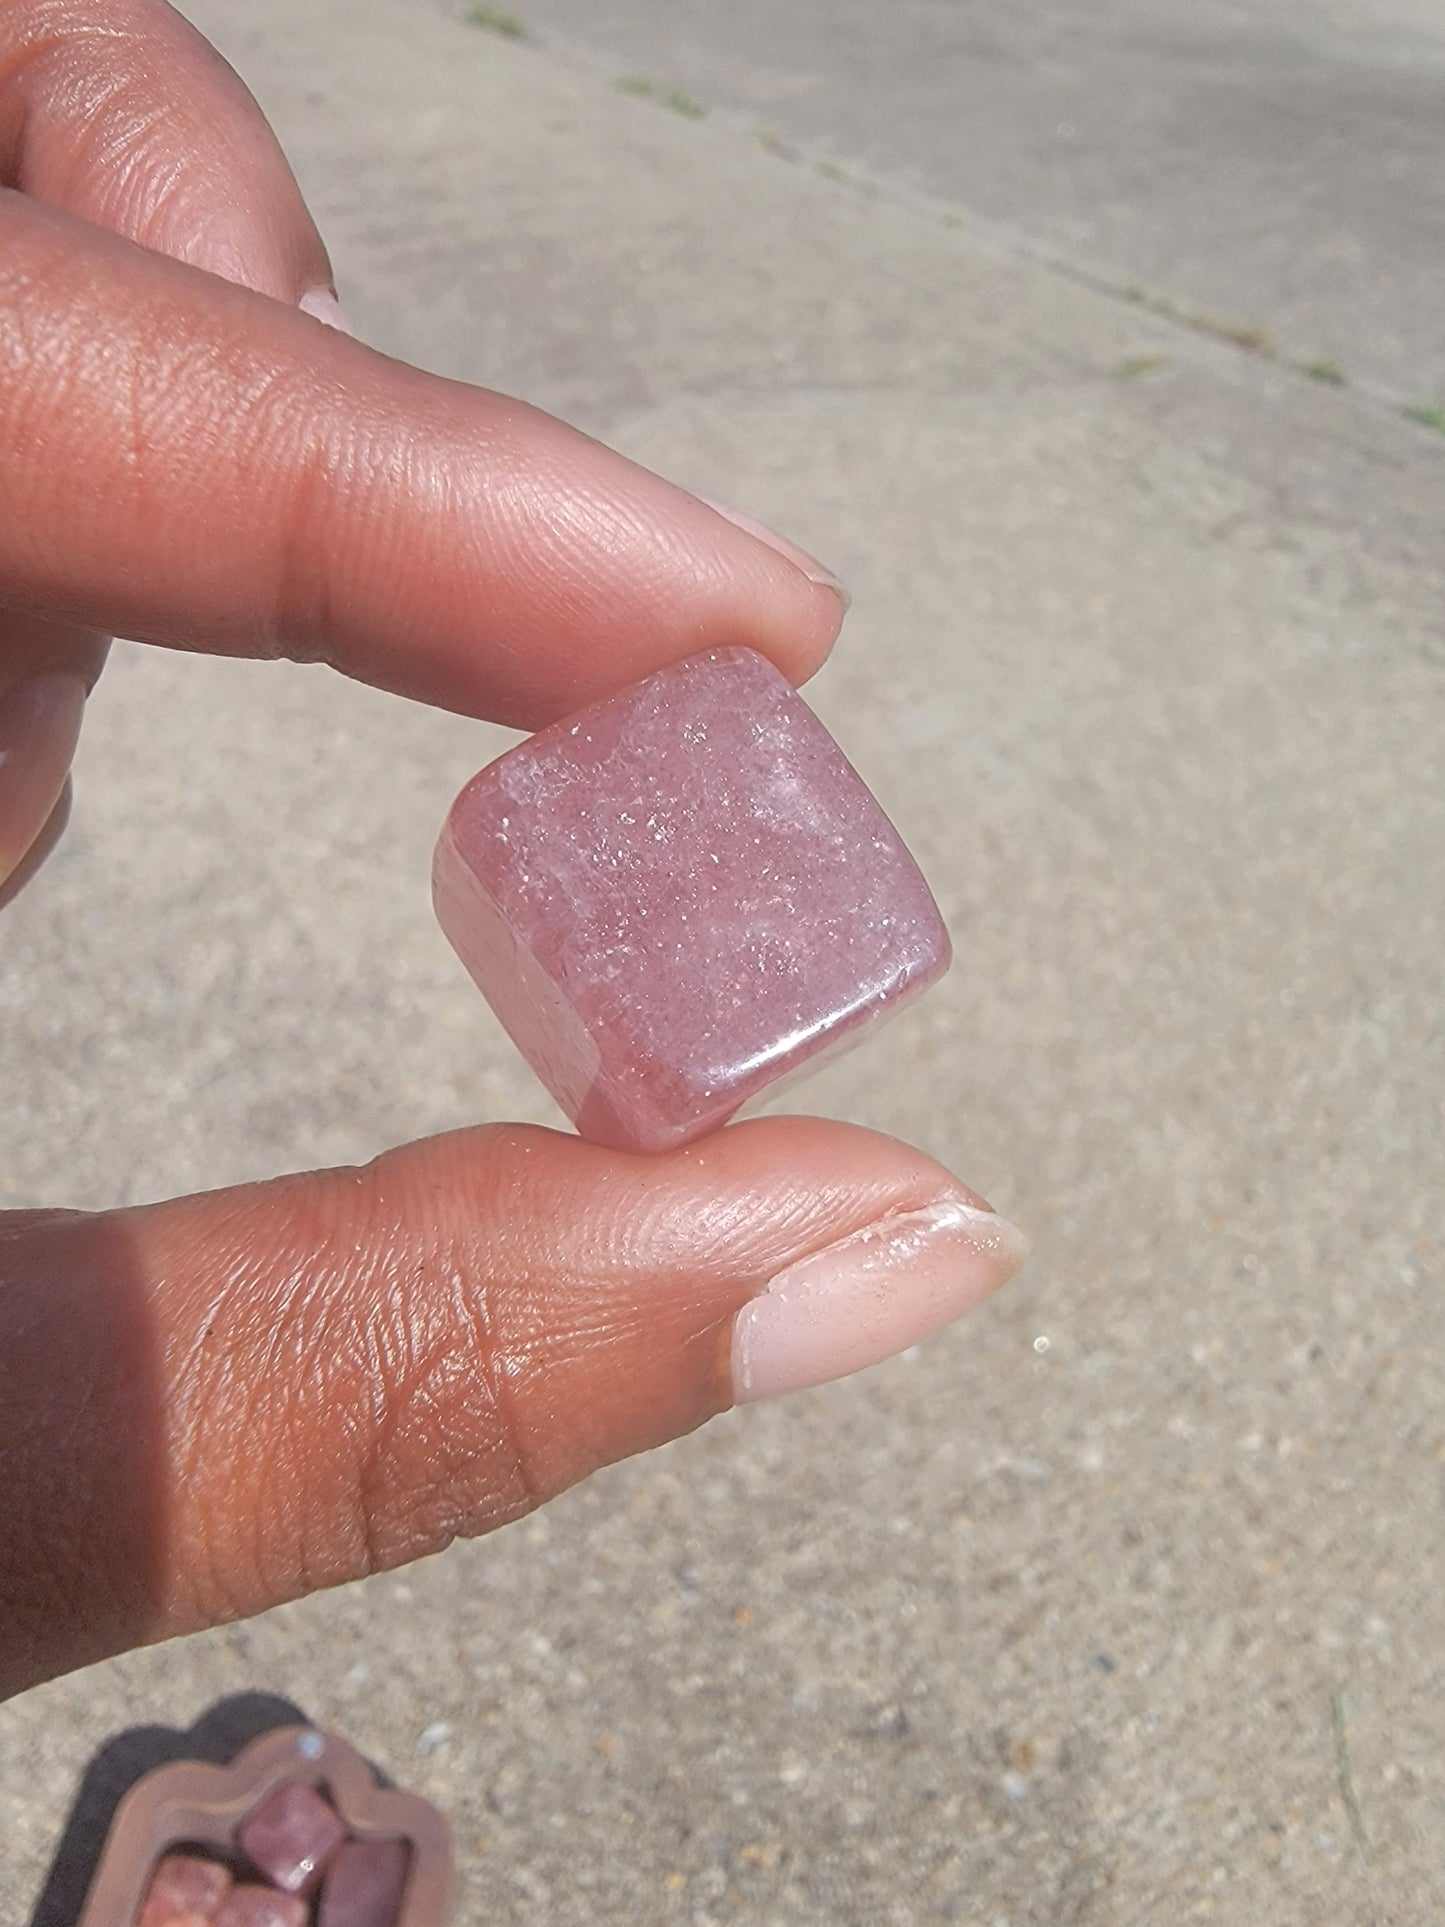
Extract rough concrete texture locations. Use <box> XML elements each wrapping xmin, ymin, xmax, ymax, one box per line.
<box><xmin>510</xmin><ymin>0</ymin><xmax>1445</xmax><ymax>404</ymax></box>
<box><xmin>2</xmin><ymin>0</ymin><xmax>1443</xmax><ymax>1921</ymax></box>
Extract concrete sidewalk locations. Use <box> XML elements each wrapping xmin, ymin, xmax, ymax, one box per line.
<box><xmin>3</xmin><ymin>1</ymin><xmax>1443</xmax><ymax>1920</ymax></box>
<box><xmin>510</xmin><ymin>0</ymin><xmax>1445</xmax><ymax>404</ymax></box>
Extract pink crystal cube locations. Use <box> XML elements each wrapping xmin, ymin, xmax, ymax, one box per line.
<box><xmin>137</xmin><ymin>1853</ymin><xmax>232</xmax><ymax>1927</ymax></box>
<box><xmin>213</xmin><ymin>1889</ymin><xmax>308</xmax><ymax>1927</ymax></box>
<box><xmin>434</xmin><ymin>647</ymin><xmax>950</xmax><ymax>1152</ymax></box>
<box><xmin>317</xmin><ymin>1839</ymin><xmax>411</xmax><ymax>1927</ymax></box>
<box><xmin>237</xmin><ymin>1782</ymin><xmax>345</xmax><ymax>1895</ymax></box>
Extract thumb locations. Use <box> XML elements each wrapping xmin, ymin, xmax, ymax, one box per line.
<box><xmin>0</xmin><ymin>190</ymin><xmax>844</xmax><ymax>730</ymax></box>
<box><xmin>0</xmin><ymin>1119</ymin><xmax>1026</xmax><ymax>1698</ymax></box>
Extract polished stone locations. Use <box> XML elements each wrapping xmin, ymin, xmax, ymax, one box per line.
<box><xmin>434</xmin><ymin>647</ymin><xmax>950</xmax><ymax>1152</ymax></box>
<box><xmin>213</xmin><ymin>1889</ymin><xmax>308</xmax><ymax>1927</ymax></box>
<box><xmin>317</xmin><ymin>1838</ymin><xmax>411</xmax><ymax>1927</ymax></box>
<box><xmin>237</xmin><ymin>1781</ymin><xmax>345</xmax><ymax>1896</ymax></box>
<box><xmin>136</xmin><ymin>1853</ymin><xmax>232</xmax><ymax>1927</ymax></box>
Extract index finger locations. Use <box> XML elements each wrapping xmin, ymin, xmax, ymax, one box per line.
<box><xmin>0</xmin><ymin>191</ymin><xmax>844</xmax><ymax>728</ymax></box>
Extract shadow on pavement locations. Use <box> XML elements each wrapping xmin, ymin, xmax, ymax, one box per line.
<box><xmin>27</xmin><ymin>1691</ymin><xmax>312</xmax><ymax>1927</ymax></box>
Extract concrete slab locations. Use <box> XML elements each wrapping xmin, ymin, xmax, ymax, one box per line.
<box><xmin>505</xmin><ymin>0</ymin><xmax>1445</xmax><ymax>403</ymax></box>
<box><xmin>2</xmin><ymin>2</ymin><xmax>1443</xmax><ymax>1922</ymax></box>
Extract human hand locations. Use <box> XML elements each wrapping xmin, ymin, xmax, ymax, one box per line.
<box><xmin>0</xmin><ymin>0</ymin><xmax>1026</xmax><ymax>1699</ymax></box>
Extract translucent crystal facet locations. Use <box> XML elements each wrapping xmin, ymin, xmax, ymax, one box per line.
<box><xmin>317</xmin><ymin>1839</ymin><xmax>411</xmax><ymax>1927</ymax></box>
<box><xmin>237</xmin><ymin>1782</ymin><xmax>345</xmax><ymax>1896</ymax></box>
<box><xmin>434</xmin><ymin>647</ymin><xmax>950</xmax><ymax>1152</ymax></box>
<box><xmin>137</xmin><ymin>1853</ymin><xmax>232</xmax><ymax>1927</ymax></box>
<box><xmin>213</xmin><ymin>1889</ymin><xmax>308</xmax><ymax>1927</ymax></box>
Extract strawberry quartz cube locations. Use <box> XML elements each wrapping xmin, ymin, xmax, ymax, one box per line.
<box><xmin>237</xmin><ymin>1782</ymin><xmax>344</xmax><ymax>1896</ymax></box>
<box><xmin>136</xmin><ymin>1853</ymin><xmax>232</xmax><ymax>1926</ymax></box>
<box><xmin>317</xmin><ymin>1839</ymin><xmax>411</xmax><ymax>1927</ymax></box>
<box><xmin>213</xmin><ymin>1890</ymin><xmax>307</xmax><ymax>1927</ymax></box>
<box><xmin>433</xmin><ymin>647</ymin><xmax>950</xmax><ymax>1152</ymax></box>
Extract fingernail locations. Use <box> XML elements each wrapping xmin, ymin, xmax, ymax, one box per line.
<box><xmin>0</xmin><ymin>672</ymin><xmax>87</xmax><ymax>886</ymax></box>
<box><xmin>299</xmin><ymin>287</ymin><xmax>353</xmax><ymax>335</ymax></box>
<box><xmin>699</xmin><ymin>497</ymin><xmax>850</xmax><ymax>611</ymax></box>
<box><xmin>731</xmin><ymin>1200</ymin><xmax>1028</xmax><ymax>1404</ymax></box>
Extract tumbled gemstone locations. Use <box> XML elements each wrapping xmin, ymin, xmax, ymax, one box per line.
<box><xmin>136</xmin><ymin>1852</ymin><xmax>232</xmax><ymax>1926</ymax></box>
<box><xmin>434</xmin><ymin>647</ymin><xmax>951</xmax><ymax>1152</ymax></box>
<box><xmin>317</xmin><ymin>1839</ymin><xmax>411</xmax><ymax>1927</ymax></box>
<box><xmin>213</xmin><ymin>1889</ymin><xmax>308</xmax><ymax>1927</ymax></box>
<box><xmin>237</xmin><ymin>1781</ymin><xmax>345</xmax><ymax>1895</ymax></box>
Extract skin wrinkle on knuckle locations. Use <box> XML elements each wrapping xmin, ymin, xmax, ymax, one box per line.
<box><xmin>341</xmin><ymin>1138</ymin><xmax>577</xmax><ymax>1560</ymax></box>
<box><xmin>0</xmin><ymin>5</ymin><xmax>108</xmax><ymax>122</ymax></box>
<box><xmin>139</xmin><ymin>343</ymin><xmax>339</xmax><ymax>663</ymax></box>
<box><xmin>294</xmin><ymin>419</ymin><xmax>483</xmax><ymax>673</ymax></box>
<box><xmin>34</xmin><ymin>65</ymin><xmax>281</xmax><ymax>281</ymax></box>
<box><xmin>258</xmin><ymin>392</ymin><xmax>389</xmax><ymax>666</ymax></box>
<box><xmin>0</xmin><ymin>2</ymin><xmax>189</xmax><ymax>118</ymax></box>
<box><xmin>72</xmin><ymin>92</ymin><xmax>189</xmax><ymax>234</ymax></box>
<box><xmin>163</xmin><ymin>1224</ymin><xmax>342</xmax><ymax>1622</ymax></box>
<box><xmin>0</xmin><ymin>0</ymin><xmax>330</xmax><ymax>303</ymax></box>
<box><xmin>0</xmin><ymin>13</ymin><xmax>163</xmax><ymax>187</ymax></box>
<box><xmin>348</xmin><ymin>1244</ymin><xmax>543</xmax><ymax>1569</ymax></box>
<box><xmin>179</xmin><ymin>1165</ymin><xmax>533</xmax><ymax>1591</ymax></box>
